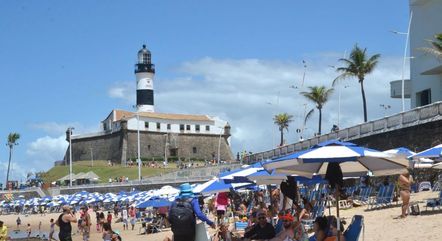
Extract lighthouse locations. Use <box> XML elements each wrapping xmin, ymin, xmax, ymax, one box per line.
<box><xmin>135</xmin><ymin>45</ymin><xmax>155</xmax><ymax>112</ymax></box>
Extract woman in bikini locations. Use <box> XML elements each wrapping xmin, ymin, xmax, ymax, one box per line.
<box><xmin>398</xmin><ymin>171</ymin><xmax>413</xmax><ymax>218</ymax></box>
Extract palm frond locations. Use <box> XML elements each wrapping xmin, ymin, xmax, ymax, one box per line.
<box><xmin>304</xmin><ymin>108</ymin><xmax>314</xmax><ymax>126</ymax></box>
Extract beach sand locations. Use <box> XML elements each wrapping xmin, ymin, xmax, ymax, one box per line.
<box><xmin>1</xmin><ymin>191</ymin><xmax>441</xmax><ymax>241</ymax></box>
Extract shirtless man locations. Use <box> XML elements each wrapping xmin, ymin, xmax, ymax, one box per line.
<box><xmin>398</xmin><ymin>171</ymin><xmax>413</xmax><ymax>218</ymax></box>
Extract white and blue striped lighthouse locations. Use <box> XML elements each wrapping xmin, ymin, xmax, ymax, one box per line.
<box><xmin>135</xmin><ymin>45</ymin><xmax>155</xmax><ymax>112</ymax></box>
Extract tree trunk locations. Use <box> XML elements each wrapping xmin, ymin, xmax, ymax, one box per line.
<box><xmin>360</xmin><ymin>79</ymin><xmax>368</xmax><ymax>122</ymax></box>
<box><xmin>318</xmin><ymin>108</ymin><xmax>322</xmax><ymax>135</ymax></box>
<box><xmin>5</xmin><ymin>146</ymin><xmax>12</xmax><ymax>190</ymax></box>
<box><xmin>280</xmin><ymin>128</ymin><xmax>284</xmax><ymax>146</ymax></box>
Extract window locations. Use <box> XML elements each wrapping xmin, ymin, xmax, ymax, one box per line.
<box><xmin>186</xmin><ymin>125</ymin><xmax>191</xmax><ymax>131</ymax></box>
<box><xmin>192</xmin><ymin>147</ymin><xmax>197</xmax><ymax>154</ymax></box>
<box><xmin>144</xmin><ymin>122</ymin><xmax>149</xmax><ymax>129</ymax></box>
<box><xmin>156</xmin><ymin>122</ymin><xmax>161</xmax><ymax>130</ymax></box>
<box><xmin>205</xmin><ymin>125</ymin><xmax>210</xmax><ymax>131</ymax></box>
<box><xmin>195</xmin><ymin>125</ymin><xmax>200</xmax><ymax>132</ymax></box>
<box><xmin>103</xmin><ymin>123</ymin><xmax>108</xmax><ymax>131</ymax></box>
<box><xmin>167</xmin><ymin>124</ymin><xmax>171</xmax><ymax>130</ymax></box>
<box><xmin>416</xmin><ymin>89</ymin><xmax>431</xmax><ymax>107</ymax></box>
<box><xmin>180</xmin><ymin>124</ymin><xmax>185</xmax><ymax>131</ymax></box>
<box><xmin>147</xmin><ymin>145</ymin><xmax>151</xmax><ymax>151</ymax></box>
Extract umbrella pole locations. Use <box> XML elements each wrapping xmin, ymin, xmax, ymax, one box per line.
<box><xmin>336</xmin><ymin>186</ymin><xmax>341</xmax><ymax>241</ymax></box>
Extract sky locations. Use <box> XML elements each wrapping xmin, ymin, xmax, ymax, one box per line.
<box><xmin>0</xmin><ymin>0</ymin><xmax>411</xmax><ymax>183</ymax></box>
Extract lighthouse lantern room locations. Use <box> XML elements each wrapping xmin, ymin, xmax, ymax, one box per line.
<box><xmin>135</xmin><ymin>45</ymin><xmax>155</xmax><ymax>112</ymax></box>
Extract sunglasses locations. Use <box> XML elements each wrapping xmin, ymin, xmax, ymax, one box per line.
<box><xmin>258</xmin><ymin>217</ymin><xmax>266</xmax><ymax>220</ymax></box>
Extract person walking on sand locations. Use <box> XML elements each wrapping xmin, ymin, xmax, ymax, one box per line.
<box><xmin>122</xmin><ymin>207</ymin><xmax>128</xmax><ymax>231</ymax></box>
<box><xmin>81</xmin><ymin>206</ymin><xmax>91</xmax><ymax>241</ymax></box>
<box><xmin>16</xmin><ymin>217</ymin><xmax>21</xmax><ymax>229</ymax></box>
<box><xmin>398</xmin><ymin>171</ymin><xmax>413</xmax><ymax>218</ymax></box>
<box><xmin>129</xmin><ymin>207</ymin><xmax>136</xmax><ymax>230</ymax></box>
<box><xmin>56</xmin><ymin>205</ymin><xmax>77</xmax><ymax>241</ymax></box>
<box><xmin>49</xmin><ymin>219</ymin><xmax>55</xmax><ymax>241</ymax></box>
<box><xmin>0</xmin><ymin>221</ymin><xmax>8</xmax><ymax>241</ymax></box>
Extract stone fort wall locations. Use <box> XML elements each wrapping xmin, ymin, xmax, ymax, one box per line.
<box><xmin>65</xmin><ymin>129</ymin><xmax>234</xmax><ymax>164</ymax></box>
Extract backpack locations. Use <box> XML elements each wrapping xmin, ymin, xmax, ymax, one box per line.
<box><xmin>169</xmin><ymin>198</ymin><xmax>196</xmax><ymax>236</ymax></box>
<box><xmin>410</xmin><ymin>203</ymin><xmax>420</xmax><ymax>215</ymax></box>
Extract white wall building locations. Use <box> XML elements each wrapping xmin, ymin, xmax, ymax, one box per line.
<box><xmin>409</xmin><ymin>0</ymin><xmax>442</xmax><ymax>107</ymax></box>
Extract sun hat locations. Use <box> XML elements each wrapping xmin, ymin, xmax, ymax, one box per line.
<box><xmin>179</xmin><ymin>183</ymin><xmax>194</xmax><ymax>198</ymax></box>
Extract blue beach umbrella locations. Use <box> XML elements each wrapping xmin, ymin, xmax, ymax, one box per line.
<box><xmin>264</xmin><ymin>140</ymin><xmax>408</xmax><ymax>177</ymax></box>
<box><xmin>193</xmin><ymin>178</ymin><xmax>253</xmax><ymax>195</ymax></box>
<box><xmin>410</xmin><ymin>144</ymin><xmax>442</xmax><ymax>159</ymax></box>
<box><xmin>136</xmin><ymin>198</ymin><xmax>171</xmax><ymax>209</ymax></box>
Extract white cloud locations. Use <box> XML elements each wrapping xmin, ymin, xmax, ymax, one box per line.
<box><xmin>108</xmin><ymin>82</ymin><xmax>135</xmax><ymax>103</ymax></box>
<box><xmin>150</xmin><ymin>54</ymin><xmax>408</xmax><ymax>154</ymax></box>
<box><xmin>0</xmin><ymin>160</ymin><xmax>37</xmax><ymax>181</ymax></box>
<box><xmin>29</xmin><ymin>122</ymin><xmax>100</xmax><ymax>136</ymax></box>
<box><xmin>26</xmin><ymin>135</ymin><xmax>68</xmax><ymax>163</ymax></box>
<box><xmin>102</xmin><ymin>53</ymin><xmax>408</xmax><ymax>155</ymax></box>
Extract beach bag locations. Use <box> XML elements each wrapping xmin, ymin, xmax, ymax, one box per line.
<box><xmin>169</xmin><ymin>198</ymin><xmax>196</xmax><ymax>236</ymax></box>
<box><xmin>410</xmin><ymin>203</ymin><xmax>420</xmax><ymax>215</ymax></box>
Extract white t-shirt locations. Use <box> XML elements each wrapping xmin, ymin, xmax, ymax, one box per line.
<box><xmin>122</xmin><ymin>209</ymin><xmax>128</xmax><ymax>220</ymax></box>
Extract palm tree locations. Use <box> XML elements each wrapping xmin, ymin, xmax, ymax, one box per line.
<box><xmin>334</xmin><ymin>45</ymin><xmax>380</xmax><ymax>122</ymax></box>
<box><xmin>273</xmin><ymin>113</ymin><xmax>294</xmax><ymax>146</ymax></box>
<box><xmin>301</xmin><ymin>86</ymin><xmax>334</xmax><ymax>135</ymax></box>
<box><xmin>418</xmin><ymin>33</ymin><xmax>442</xmax><ymax>60</ymax></box>
<box><xmin>5</xmin><ymin>132</ymin><xmax>20</xmax><ymax>189</ymax></box>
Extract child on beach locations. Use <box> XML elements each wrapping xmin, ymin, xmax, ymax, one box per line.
<box><xmin>26</xmin><ymin>223</ymin><xmax>31</xmax><ymax>239</ymax></box>
<box><xmin>49</xmin><ymin>219</ymin><xmax>55</xmax><ymax>241</ymax></box>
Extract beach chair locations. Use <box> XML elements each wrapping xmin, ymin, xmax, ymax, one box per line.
<box><xmin>367</xmin><ymin>185</ymin><xmax>385</xmax><ymax>210</ymax></box>
<box><xmin>343</xmin><ymin>215</ymin><xmax>364</xmax><ymax>241</ymax></box>
<box><xmin>302</xmin><ymin>204</ymin><xmax>325</xmax><ymax>231</ymax></box>
<box><xmin>418</xmin><ymin>182</ymin><xmax>432</xmax><ymax>192</ymax></box>
<box><xmin>379</xmin><ymin>184</ymin><xmax>395</xmax><ymax>207</ymax></box>
<box><xmin>354</xmin><ymin>187</ymin><xmax>370</xmax><ymax>204</ymax></box>
<box><xmin>425</xmin><ymin>190</ymin><xmax>442</xmax><ymax>211</ymax></box>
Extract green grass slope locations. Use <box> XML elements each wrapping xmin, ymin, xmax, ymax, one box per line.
<box><xmin>40</xmin><ymin>160</ymin><xmax>177</xmax><ymax>184</ymax></box>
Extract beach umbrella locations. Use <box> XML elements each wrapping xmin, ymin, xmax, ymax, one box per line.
<box><xmin>220</xmin><ymin>162</ymin><xmax>264</xmax><ymax>180</ymax></box>
<box><xmin>136</xmin><ymin>198</ymin><xmax>171</xmax><ymax>209</ymax></box>
<box><xmin>263</xmin><ymin>140</ymin><xmax>408</xmax><ymax>241</ymax></box>
<box><xmin>242</xmin><ymin>169</ymin><xmax>288</xmax><ymax>185</ymax></box>
<box><xmin>384</xmin><ymin>147</ymin><xmax>416</xmax><ymax>157</ymax></box>
<box><xmin>385</xmin><ymin>147</ymin><xmax>435</xmax><ymax>168</ymax></box>
<box><xmin>264</xmin><ymin>140</ymin><xmax>409</xmax><ymax>177</ymax></box>
<box><xmin>193</xmin><ymin>178</ymin><xmax>252</xmax><ymax>195</ymax></box>
<box><xmin>410</xmin><ymin>144</ymin><xmax>442</xmax><ymax>159</ymax></box>
<box><xmin>432</xmin><ymin>162</ymin><xmax>442</xmax><ymax>169</ymax></box>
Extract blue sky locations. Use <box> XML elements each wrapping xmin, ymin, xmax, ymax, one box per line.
<box><xmin>0</xmin><ymin>0</ymin><xmax>410</xmax><ymax>183</ymax></box>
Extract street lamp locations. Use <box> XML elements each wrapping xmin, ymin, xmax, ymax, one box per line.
<box><xmin>391</xmin><ymin>11</ymin><xmax>413</xmax><ymax>112</ymax></box>
<box><xmin>67</xmin><ymin>127</ymin><xmax>74</xmax><ymax>187</ymax></box>
<box><xmin>136</xmin><ymin>110</ymin><xmax>141</xmax><ymax>183</ymax></box>
<box><xmin>164</xmin><ymin>134</ymin><xmax>169</xmax><ymax>167</ymax></box>
<box><xmin>90</xmin><ymin>147</ymin><xmax>94</xmax><ymax>167</ymax></box>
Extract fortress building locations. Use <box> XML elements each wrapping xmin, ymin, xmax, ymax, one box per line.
<box><xmin>64</xmin><ymin>45</ymin><xmax>234</xmax><ymax>165</ymax></box>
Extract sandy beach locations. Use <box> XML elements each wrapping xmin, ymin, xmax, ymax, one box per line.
<box><xmin>1</xmin><ymin>190</ymin><xmax>441</xmax><ymax>241</ymax></box>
